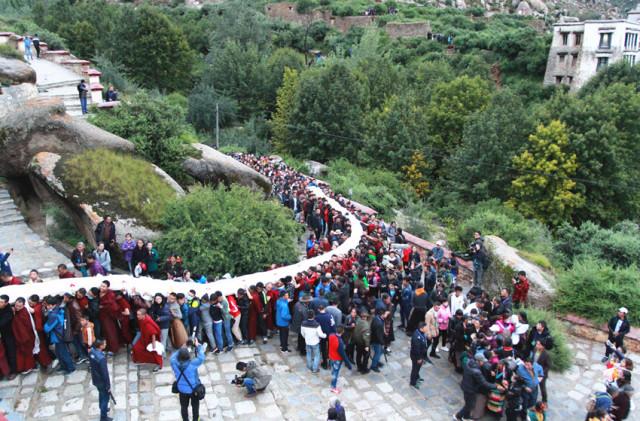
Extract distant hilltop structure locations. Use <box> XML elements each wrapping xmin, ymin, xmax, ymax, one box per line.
<box><xmin>543</xmin><ymin>5</ymin><xmax>640</xmax><ymax>91</ymax></box>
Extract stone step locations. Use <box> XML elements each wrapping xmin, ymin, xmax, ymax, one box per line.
<box><xmin>0</xmin><ymin>209</ymin><xmax>22</xmax><ymax>219</ymax></box>
<box><xmin>0</xmin><ymin>202</ymin><xmax>17</xmax><ymax>212</ymax></box>
<box><xmin>0</xmin><ymin>191</ymin><xmax>10</xmax><ymax>200</ymax></box>
<box><xmin>37</xmin><ymin>79</ymin><xmax>82</xmax><ymax>91</ymax></box>
<box><xmin>0</xmin><ymin>215</ymin><xmax>24</xmax><ymax>226</ymax></box>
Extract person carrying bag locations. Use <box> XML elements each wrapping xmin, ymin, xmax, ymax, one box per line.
<box><xmin>170</xmin><ymin>340</ymin><xmax>206</xmax><ymax>421</ymax></box>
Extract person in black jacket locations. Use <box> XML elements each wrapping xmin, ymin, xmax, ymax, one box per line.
<box><xmin>0</xmin><ymin>295</ymin><xmax>16</xmax><ymax>379</ymax></box>
<box><xmin>131</xmin><ymin>240</ymin><xmax>149</xmax><ymax>277</ymax></box>
<box><xmin>94</xmin><ymin>216</ymin><xmax>116</xmax><ymax>253</ymax></box>
<box><xmin>410</xmin><ymin>322</ymin><xmax>429</xmax><ymax>388</ymax></box>
<box><xmin>453</xmin><ymin>353</ymin><xmax>499</xmax><ymax>421</ymax></box>
<box><xmin>452</xmin><ymin>313</ymin><xmax>469</xmax><ymax>373</ymax></box>
<box><xmin>89</xmin><ymin>339</ymin><xmax>112</xmax><ymax>421</ymax></box>
<box><xmin>602</xmin><ymin>307</ymin><xmax>631</xmax><ymax>362</ymax></box>
<box><xmin>369</xmin><ymin>308</ymin><xmax>385</xmax><ymax>372</ymax></box>
<box><xmin>505</xmin><ymin>373</ymin><xmax>525</xmax><ymax>421</ymax></box>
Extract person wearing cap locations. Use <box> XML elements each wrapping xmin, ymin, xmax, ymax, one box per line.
<box><xmin>275</xmin><ymin>291</ymin><xmax>292</xmax><ymax>352</ymax></box>
<box><xmin>602</xmin><ymin>308</ymin><xmax>630</xmax><ymax>363</ymax></box>
<box><xmin>453</xmin><ymin>352</ymin><xmax>500</xmax><ymax>421</ymax></box>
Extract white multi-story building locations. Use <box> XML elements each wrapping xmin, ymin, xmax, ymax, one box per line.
<box><xmin>543</xmin><ymin>7</ymin><xmax>640</xmax><ymax>91</ymax></box>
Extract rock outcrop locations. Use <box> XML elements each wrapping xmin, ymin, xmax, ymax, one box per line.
<box><xmin>306</xmin><ymin>160</ymin><xmax>328</xmax><ymax>177</ymax></box>
<box><xmin>183</xmin><ymin>143</ymin><xmax>272</xmax><ymax>194</ymax></box>
<box><xmin>0</xmin><ymin>56</ymin><xmax>36</xmax><ymax>85</ymax></box>
<box><xmin>484</xmin><ymin>235</ymin><xmax>555</xmax><ymax>304</ymax></box>
<box><xmin>0</xmin><ymin>97</ymin><xmax>134</xmax><ymax>177</ymax></box>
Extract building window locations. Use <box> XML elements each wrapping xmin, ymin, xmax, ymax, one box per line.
<box><xmin>555</xmin><ymin>76</ymin><xmax>563</xmax><ymax>84</ymax></box>
<box><xmin>597</xmin><ymin>57</ymin><xmax>609</xmax><ymax>70</ymax></box>
<box><xmin>625</xmin><ymin>32</ymin><xmax>638</xmax><ymax>50</ymax></box>
<box><xmin>558</xmin><ymin>53</ymin><xmax>566</xmax><ymax>64</ymax></box>
<box><xmin>574</xmin><ymin>32</ymin><xmax>582</xmax><ymax>46</ymax></box>
<box><xmin>599</xmin><ymin>32</ymin><xmax>612</xmax><ymax>49</ymax></box>
<box><xmin>624</xmin><ymin>54</ymin><xmax>636</xmax><ymax>65</ymax></box>
<box><xmin>567</xmin><ymin>76</ymin><xmax>573</xmax><ymax>85</ymax></box>
<box><xmin>571</xmin><ymin>53</ymin><xmax>578</xmax><ymax>66</ymax></box>
<box><xmin>561</xmin><ymin>32</ymin><xmax>569</xmax><ymax>45</ymax></box>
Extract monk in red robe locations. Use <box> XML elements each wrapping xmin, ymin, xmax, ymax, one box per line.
<box><xmin>28</xmin><ymin>295</ymin><xmax>52</xmax><ymax>368</ymax></box>
<box><xmin>115</xmin><ymin>291</ymin><xmax>133</xmax><ymax>345</ymax></box>
<box><xmin>132</xmin><ymin>309</ymin><xmax>162</xmax><ymax>370</ymax></box>
<box><xmin>265</xmin><ymin>282</ymin><xmax>278</xmax><ymax>333</ymax></box>
<box><xmin>0</xmin><ymin>341</ymin><xmax>10</xmax><ymax>378</ymax></box>
<box><xmin>12</xmin><ymin>298</ymin><xmax>36</xmax><ymax>373</ymax></box>
<box><xmin>98</xmin><ymin>280</ymin><xmax>121</xmax><ymax>353</ymax></box>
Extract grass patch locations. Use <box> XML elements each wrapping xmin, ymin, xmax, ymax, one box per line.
<box><xmin>518</xmin><ymin>250</ymin><xmax>554</xmax><ymax>271</ymax></box>
<box><xmin>44</xmin><ymin>204</ymin><xmax>85</xmax><ymax>247</ymax></box>
<box><xmin>0</xmin><ymin>44</ymin><xmax>24</xmax><ymax>61</ymax></box>
<box><xmin>57</xmin><ymin>149</ymin><xmax>177</xmax><ymax>228</ymax></box>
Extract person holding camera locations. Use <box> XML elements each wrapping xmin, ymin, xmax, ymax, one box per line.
<box><xmin>170</xmin><ymin>339</ymin><xmax>206</xmax><ymax>421</ymax></box>
<box><xmin>235</xmin><ymin>360</ymin><xmax>272</xmax><ymax>397</ymax></box>
<box><xmin>470</xmin><ymin>231</ymin><xmax>489</xmax><ymax>287</ymax></box>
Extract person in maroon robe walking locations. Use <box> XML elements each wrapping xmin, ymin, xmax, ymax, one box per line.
<box><xmin>28</xmin><ymin>295</ymin><xmax>52</xmax><ymax>369</ymax></box>
<box><xmin>132</xmin><ymin>309</ymin><xmax>162</xmax><ymax>371</ymax></box>
<box><xmin>115</xmin><ymin>291</ymin><xmax>133</xmax><ymax>346</ymax></box>
<box><xmin>12</xmin><ymin>298</ymin><xmax>37</xmax><ymax>373</ymax></box>
<box><xmin>98</xmin><ymin>280</ymin><xmax>121</xmax><ymax>354</ymax></box>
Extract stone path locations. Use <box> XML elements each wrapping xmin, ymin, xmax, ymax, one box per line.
<box><xmin>30</xmin><ymin>58</ymin><xmax>85</xmax><ymax>117</ymax></box>
<box><xmin>0</xmin><ymin>323</ymin><xmax>635</xmax><ymax>421</ymax></box>
<box><xmin>0</xmin><ymin>187</ymin><xmax>69</xmax><ymax>278</ymax></box>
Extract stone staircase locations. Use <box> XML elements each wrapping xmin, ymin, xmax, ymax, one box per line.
<box><xmin>0</xmin><ymin>188</ymin><xmax>70</xmax><ymax>279</ymax></box>
<box><xmin>38</xmin><ymin>83</ymin><xmax>87</xmax><ymax>117</ymax></box>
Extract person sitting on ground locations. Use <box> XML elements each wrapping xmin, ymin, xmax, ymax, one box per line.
<box><xmin>58</xmin><ymin>264</ymin><xmax>75</xmax><ymax>279</ymax></box>
<box><xmin>235</xmin><ymin>360</ymin><xmax>272</xmax><ymax>398</ymax></box>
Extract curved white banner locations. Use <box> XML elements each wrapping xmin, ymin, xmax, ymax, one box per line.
<box><xmin>0</xmin><ymin>186</ymin><xmax>364</xmax><ymax>301</ymax></box>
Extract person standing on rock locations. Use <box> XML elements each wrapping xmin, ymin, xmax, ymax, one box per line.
<box><xmin>94</xmin><ymin>216</ymin><xmax>116</xmax><ymax>254</ymax></box>
<box><xmin>89</xmin><ymin>339</ymin><xmax>112</xmax><ymax>421</ymax></box>
<box><xmin>77</xmin><ymin>79</ymin><xmax>89</xmax><ymax>115</ymax></box>
<box><xmin>32</xmin><ymin>34</ymin><xmax>40</xmax><ymax>59</ymax></box>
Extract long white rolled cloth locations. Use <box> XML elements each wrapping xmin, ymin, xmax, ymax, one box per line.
<box><xmin>0</xmin><ymin>186</ymin><xmax>364</xmax><ymax>302</ymax></box>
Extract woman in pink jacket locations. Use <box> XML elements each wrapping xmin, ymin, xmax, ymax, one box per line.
<box><xmin>436</xmin><ymin>301</ymin><xmax>452</xmax><ymax>352</ymax></box>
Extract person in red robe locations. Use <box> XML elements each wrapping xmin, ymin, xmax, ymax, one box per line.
<box><xmin>0</xmin><ymin>341</ymin><xmax>10</xmax><ymax>378</ymax></box>
<box><xmin>28</xmin><ymin>295</ymin><xmax>52</xmax><ymax>369</ymax></box>
<box><xmin>265</xmin><ymin>283</ymin><xmax>278</xmax><ymax>334</ymax></box>
<box><xmin>98</xmin><ymin>280</ymin><xmax>121</xmax><ymax>354</ymax></box>
<box><xmin>132</xmin><ymin>309</ymin><xmax>162</xmax><ymax>370</ymax></box>
<box><xmin>115</xmin><ymin>291</ymin><xmax>133</xmax><ymax>345</ymax></box>
<box><xmin>247</xmin><ymin>285</ymin><xmax>267</xmax><ymax>343</ymax></box>
<box><xmin>12</xmin><ymin>298</ymin><xmax>36</xmax><ymax>373</ymax></box>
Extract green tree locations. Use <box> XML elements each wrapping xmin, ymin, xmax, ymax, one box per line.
<box><xmin>157</xmin><ymin>186</ymin><xmax>301</xmax><ymax>277</ymax></box>
<box><xmin>287</xmin><ymin>62</ymin><xmax>368</xmax><ymax>162</ymax></box>
<box><xmin>580</xmin><ymin>61</ymin><xmax>640</xmax><ymax>95</ymax></box>
<box><xmin>270</xmin><ymin>67</ymin><xmax>299</xmax><ymax>153</ymax></box>
<box><xmin>89</xmin><ymin>91</ymin><xmax>196</xmax><ymax>184</ymax></box>
<box><xmin>426</xmin><ymin>75</ymin><xmax>491</xmax><ymax>162</ymax></box>
<box><xmin>508</xmin><ymin>120</ymin><xmax>583</xmax><ymax>226</ymax></box>
<box><xmin>109</xmin><ymin>6</ymin><xmax>195</xmax><ymax>92</ymax></box>
<box><xmin>263</xmin><ymin>47</ymin><xmax>305</xmax><ymax>112</ymax></box>
<box><xmin>441</xmin><ymin>89</ymin><xmax>533</xmax><ymax>202</ymax></box>
<box><xmin>187</xmin><ymin>85</ymin><xmax>238</xmax><ymax>134</ymax></box>
<box><xmin>64</xmin><ymin>20</ymin><xmax>97</xmax><ymax>59</ymax></box>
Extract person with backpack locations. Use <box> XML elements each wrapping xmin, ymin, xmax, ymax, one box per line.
<box><xmin>89</xmin><ymin>339</ymin><xmax>112</xmax><ymax>421</ymax></box>
<box><xmin>44</xmin><ymin>296</ymin><xmax>76</xmax><ymax>375</ymax></box>
<box><xmin>170</xmin><ymin>339</ymin><xmax>206</xmax><ymax>421</ymax></box>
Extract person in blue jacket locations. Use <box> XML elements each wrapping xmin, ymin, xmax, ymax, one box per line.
<box><xmin>0</xmin><ymin>248</ymin><xmax>12</xmax><ymax>276</ymax></box>
<box><xmin>89</xmin><ymin>339</ymin><xmax>112</xmax><ymax>421</ymax></box>
<box><xmin>276</xmin><ymin>290</ymin><xmax>292</xmax><ymax>352</ymax></box>
<box><xmin>44</xmin><ymin>296</ymin><xmax>76</xmax><ymax>375</ymax></box>
<box><xmin>171</xmin><ymin>340</ymin><xmax>206</xmax><ymax>421</ymax></box>
<box><xmin>516</xmin><ymin>358</ymin><xmax>544</xmax><ymax>412</ymax></box>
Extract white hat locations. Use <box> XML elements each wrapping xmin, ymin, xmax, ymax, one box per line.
<box><xmin>619</xmin><ymin>307</ymin><xmax>629</xmax><ymax>314</ymax></box>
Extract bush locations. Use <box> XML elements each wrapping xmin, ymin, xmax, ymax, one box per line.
<box><xmin>0</xmin><ymin>44</ymin><xmax>23</xmax><ymax>61</ymax></box>
<box><xmin>448</xmin><ymin>200</ymin><xmax>554</xmax><ymax>258</ymax></box>
<box><xmin>157</xmin><ymin>186</ymin><xmax>302</xmax><ymax>277</ymax></box>
<box><xmin>554</xmin><ymin>259</ymin><xmax>640</xmax><ymax>325</ymax></box>
<box><xmin>44</xmin><ymin>204</ymin><xmax>85</xmax><ymax>247</ymax></box>
<box><xmin>523</xmin><ymin>308</ymin><xmax>573</xmax><ymax>372</ymax></box>
<box><xmin>325</xmin><ymin>159</ymin><xmax>416</xmax><ymax>216</ymax></box>
<box><xmin>88</xmin><ymin>91</ymin><xmax>197</xmax><ymax>184</ymax></box>
<box><xmin>92</xmin><ymin>54</ymin><xmax>138</xmax><ymax>94</ymax></box>
<box><xmin>58</xmin><ymin>149</ymin><xmax>178</xmax><ymax>228</ymax></box>
<box><xmin>554</xmin><ymin>221</ymin><xmax>640</xmax><ymax>269</ymax></box>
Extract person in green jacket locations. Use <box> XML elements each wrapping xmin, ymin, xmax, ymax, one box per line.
<box><xmin>146</xmin><ymin>242</ymin><xmax>160</xmax><ymax>278</ymax></box>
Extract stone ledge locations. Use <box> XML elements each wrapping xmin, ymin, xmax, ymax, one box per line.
<box><xmin>561</xmin><ymin>313</ymin><xmax>639</xmax><ymax>353</ymax></box>
<box><xmin>44</xmin><ymin>50</ymin><xmax>70</xmax><ymax>55</ymax></box>
<box><xmin>97</xmin><ymin>101</ymin><xmax>120</xmax><ymax>109</ymax></box>
<box><xmin>85</xmin><ymin>68</ymin><xmax>102</xmax><ymax>76</ymax></box>
<box><xmin>62</xmin><ymin>59</ymin><xmax>90</xmax><ymax>65</ymax></box>
<box><xmin>90</xmin><ymin>82</ymin><xmax>104</xmax><ymax>91</ymax></box>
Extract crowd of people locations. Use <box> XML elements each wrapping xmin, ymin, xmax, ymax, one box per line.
<box><xmin>0</xmin><ymin>154</ymin><xmax>634</xmax><ymax>421</ymax></box>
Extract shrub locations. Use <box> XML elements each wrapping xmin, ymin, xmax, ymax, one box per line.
<box><xmin>59</xmin><ymin>149</ymin><xmax>177</xmax><ymax>228</ymax></box>
<box><xmin>157</xmin><ymin>186</ymin><xmax>302</xmax><ymax>277</ymax></box>
<box><xmin>448</xmin><ymin>200</ymin><xmax>554</xmax><ymax>258</ymax></box>
<box><xmin>0</xmin><ymin>44</ymin><xmax>23</xmax><ymax>61</ymax></box>
<box><xmin>554</xmin><ymin>221</ymin><xmax>640</xmax><ymax>269</ymax></box>
<box><xmin>93</xmin><ymin>54</ymin><xmax>138</xmax><ymax>94</ymax></box>
<box><xmin>554</xmin><ymin>259</ymin><xmax>640</xmax><ymax>325</ymax></box>
<box><xmin>523</xmin><ymin>308</ymin><xmax>573</xmax><ymax>372</ymax></box>
<box><xmin>44</xmin><ymin>204</ymin><xmax>86</xmax><ymax>247</ymax></box>
<box><xmin>325</xmin><ymin>159</ymin><xmax>416</xmax><ymax>216</ymax></box>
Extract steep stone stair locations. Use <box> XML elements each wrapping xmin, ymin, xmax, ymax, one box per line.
<box><xmin>30</xmin><ymin>58</ymin><xmax>88</xmax><ymax>117</ymax></box>
<box><xmin>0</xmin><ymin>188</ymin><xmax>70</xmax><ymax>279</ymax></box>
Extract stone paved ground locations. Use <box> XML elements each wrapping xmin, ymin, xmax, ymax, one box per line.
<box><xmin>0</xmin><ymin>324</ymin><xmax>636</xmax><ymax>421</ymax></box>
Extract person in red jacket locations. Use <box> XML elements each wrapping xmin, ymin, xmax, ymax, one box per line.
<box><xmin>328</xmin><ymin>326</ymin><xmax>352</xmax><ymax>394</ymax></box>
<box><xmin>512</xmin><ymin>271</ymin><xmax>530</xmax><ymax>309</ymax></box>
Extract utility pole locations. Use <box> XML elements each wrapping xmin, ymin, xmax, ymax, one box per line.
<box><xmin>215</xmin><ymin>102</ymin><xmax>219</xmax><ymax>149</ymax></box>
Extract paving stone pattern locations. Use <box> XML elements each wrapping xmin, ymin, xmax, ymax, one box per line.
<box><xmin>0</xmin><ymin>327</ymin><xmax>636</xmax><ymax>420</ymax></box>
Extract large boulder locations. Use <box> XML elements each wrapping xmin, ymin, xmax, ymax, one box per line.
<box><xmin>0</xmin><ymin>97</ymin><xmax>134</xmax><ymax>177</ymax></box>
<box><xmin>183</xmin><ymin>143</ymin><xmax>272</xmax><ymax>194</ymax></box>
<box><xmin>306</xmin><ymin>160</ymin><xmax>328</xmax><ymax>177</ymax></box>
<box><xmin>0</xmin><ymin>56</ymin><xmax>36</xmax><ymax>85</ymax></box>
<box><xmin>484</xmin><ymin>235</ymin><xmax>555</xmax><ymax>304</ymax></box>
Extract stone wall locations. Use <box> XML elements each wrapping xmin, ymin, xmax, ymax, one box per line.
<box><xmin>265</xmin><ymin>2</ymin><xmax>431</xmax><ymax>37</ymax></box>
